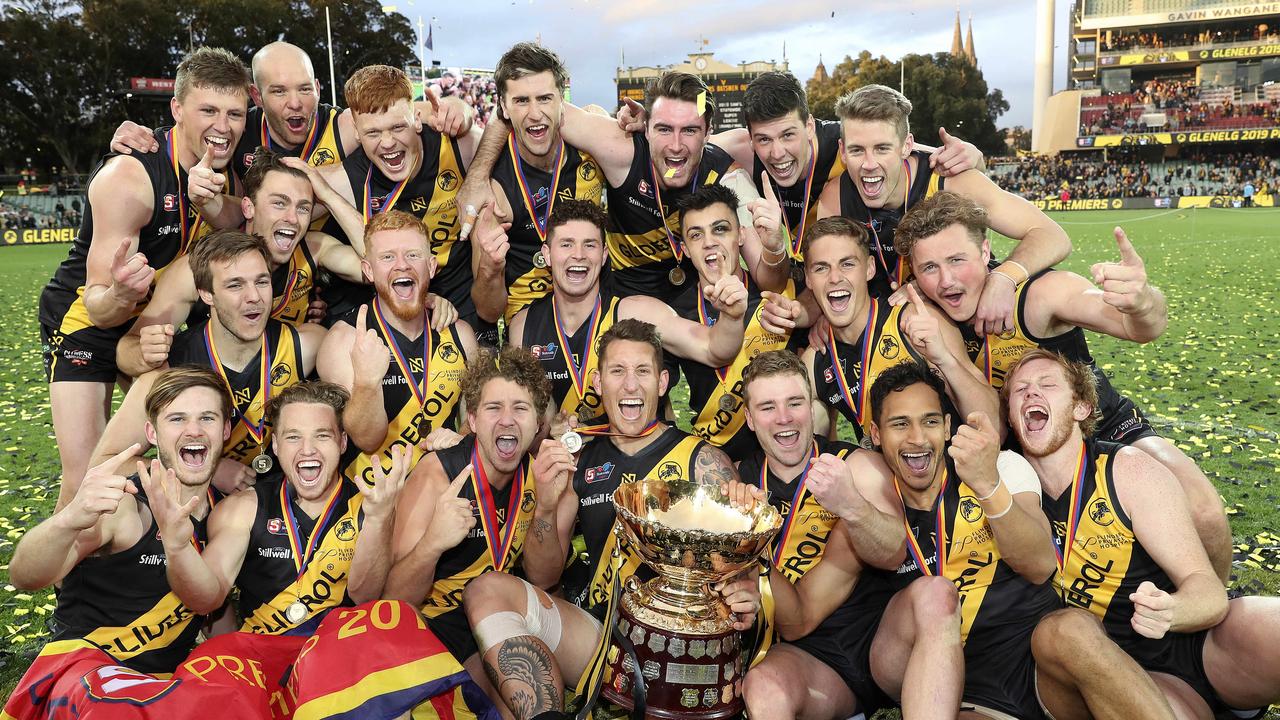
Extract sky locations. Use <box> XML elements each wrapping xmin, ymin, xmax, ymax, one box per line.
<box><xmin>386</xmin><ymin>0</ymin><xmax>1075</xmax><ymax>129</ymax></box>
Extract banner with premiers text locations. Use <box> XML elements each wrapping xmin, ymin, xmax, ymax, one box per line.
<box><xmin>2</xmin><ymin>227</ymin><xmax>76</xmax><ymax>246</ymax></box>
<box><xmin>1031</xmin><ymin>194</ymin><xmax>1275</xmax><ymax>211</ymax></box>
<box><xmin>1076</xmin><ymin>127</ymin><xmax>1280</xmax><ymax>148</ymax></box>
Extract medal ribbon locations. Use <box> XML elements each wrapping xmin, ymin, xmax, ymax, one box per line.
<box><xmin>509</xmin><ymin>133</ymin><xmax>564</xmax><ymax>241</ymax></box>
<box><xmin>552</xmin><ymin>293</ymin><xmax>601</xmax><ymax>404</ymax></box>
<box><xmin>759</xmin><ymin>441</ymin><xmax>818</xmax><ymax>566</ymax></box>
<box><xmin>649</xmin><ymin>160</ymin><xmax>700</xmax><ymax>264</ymax></box>
<box><xmin>166</xmin><ymin>130</ymin><xmax>203</xmax><ymax>254</ymax></box>
<box><xmin>866</xmin><ymin>158</ymin><xmax>912</xmax><ymax>283</ymax></box>
<box><xmin>471</xmin><ymin>445</ymin><xmax>525</xmax><ymax>570</ymax></box>
<box><xmin>894</xmin><ymin>467</ymin><xmax>950</xmax><ymax>576</ymax></box>
<box><xmin>825</xmin><ymin>301</ymin><xmax>878</xmax><ymax>426</ymax></box>
<box><xmin>363</xmin><ymin>166</ymin><xmax>411</xmax><ymax>222</ymax></box>
<box><xmin>281</xmin><ymin>480</ymin><xmax>344</xmax><ymax>581</ymax></box>
<box><xmin>203</xmin><ymin>323</ymin><xmax>270</xmax><ymax>445</ymax></box>
<box><xmin>261</xmin><ymin>111</ymin><xmax>320</xmax><ymax>163</ymax></box>
<box><xmin>1052</xmin><ymin>442</ymin><xmax>1090</xmax><ymax>574</ymax></box>
<box><xmin>270</xmin><ymin>253</ymin><xmax>301</xmax><ymax>318</ymax></box>
<box><xmin>774</xmin><ymin>138</ymin><xmax>818</xmax><ymax>258</ymax></box>
<box><xmin>577</xmin><ymin>419</ymin><xmax>663</xmax><ymax>439</ymax></box>
<box><xmin>371</xmin><ymin>298</ymin><xmax>431</xmax><ymax>410</ymax></box>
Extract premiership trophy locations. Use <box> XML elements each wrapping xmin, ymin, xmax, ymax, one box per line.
<box><xmin>602</xmin><ymin>479</ymin><xmax>782</xmax><ymax>719</ymax></box>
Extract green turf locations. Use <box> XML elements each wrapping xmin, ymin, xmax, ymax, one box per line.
<box><xmin>0</xmin><ymin>208</ymin><xmax>1277</xmax><ymax>713</ymax></box>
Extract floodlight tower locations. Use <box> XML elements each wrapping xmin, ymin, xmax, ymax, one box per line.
<box><xmin>1032</xmin><ymin>0</ymin><xmax>1055</xmax><ymax>152</ymax></box>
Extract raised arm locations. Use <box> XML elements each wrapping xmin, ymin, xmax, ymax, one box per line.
<box><xmin>557</xmin><ymin>102</ymin><xmax>637</xmax><ymax>187</ymax></box>
<box><xmin>901</xmin><ymin>288</ymin><xmax>1000</xmax><ymax>435</ymax></box>
<box><xmin>316</xmin><ymin>309</ymin><xmax>390</xmax><ymax>452</ymax></box>
<box><xmin>726</xmin><ymin>171</ymin><xmax>790</xmax><ymax>293</ymax></box>
<box><xmin>619</xmin><ymin>275</ymin><xmax>747</xmax><ymax>367</ymax></box>
<box><xmin>116</xmin><ymin>257</ymin><xmax>197</xmax><ymax>376</ymax></box>
<box><xmin>469</xmin><ymin>201</ymin><xmax>512</xmax><ymax>324</ymax></box>
<box><xmin>348</xmin><ymin>446</ymin><xmax>410</xmax><ymax>603</ymax></box>
<box><xmin>82</xmin><ymin>159</ymin><xmax>157</xmax><ymax>329</ymax></box>
<box><xmin>521</xmin><ymin>439</ymin><xmax>579</xmax><ymax>589</ymax></box>
<box><xmin>807</xmin><ymin>450</ymin><xmax>906</xmax><ymax>571</ymax></box>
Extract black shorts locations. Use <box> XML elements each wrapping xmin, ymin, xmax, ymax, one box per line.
<box><xmin>1122</xmin><ymin>629</ymin><xmax>1229</xmax><ymax>714</ymax></box>
<box><xmin>40</xmin><ymin>323</ymin><xmax>122</xmax><ymax>384</ymax></box>
<box><xmin>961</xmin><ymin>623</ymin><xmax>1047</xmax><ymax>720</ymax></box>
<box><xmin>788</xmin><ymin>595</ymin><xmax>892</xmax><ymax>715</ymax></box>
<box><xmin>427</xmin><ymin>606</ymin><xmax>478</xmax><ymax>663</ymax></box>
<box><xmin>1096</xmin><ymin>395</ymin><xmax>1157</xmax><ymax>444</ymax></box>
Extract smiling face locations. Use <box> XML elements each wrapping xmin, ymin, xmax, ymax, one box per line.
<box><xmin>172</xmin><ymin>85</ymin><xmax>249</xmax><ymax>170</ymax></box>
<box><xmin>501</xmin><ymin>70</ymin><xmax>564</xmax><ymax>161</ymax></box>
<box><xmin>909</xmin><ymin>223</ymin><xmax>991</xmax><ymax>323</ymax></box>
<box><xmin>594</xmin><ymin>339</ymin><xmax>669</xmax><ymax>435</ymax></box>
<box><xmin>1007</xmin><ymin>357</ymin><xmax>1091</xmax><ymax>458</ymax></box>
<box><xmin>353</xmin><ymin>99</ymin><xmax>422</xmax><ymax>182</ymax></box>
<box><xmin>840</xmin><ymin>118</ymin><xmax>913</xmax><ymax>210</ymax></box>
<box><xmin>363</xmin><ymin>227</ymin><xmax>436</xmax><ymax>322</ymax></box>
<box><xmin>647</xmin><ymin>97</ymin><xmax>708</xmax><ymax>189</ymax></box>
<box><xmin>145</xmin><ymin>387</ymin><xmax>231</xmax><ymax>488</ymax></box>
<box><xmin>745</xmin><ymin>372</ymin><xmax>814</xmax><ymax>469</ymax></box>
<box><xmin>751</xmin><ymin>111</ymin><xmax>816</xmax><ymax>188</ymax></box>
<box><xmin>870</xmin><ymin>382</ymin><xmax>950</xmax><ymax>495</ymax></box>
<box><xmin>199</xmin><ymin>251</ymin><xmax>272</xmax><ymax>343</ymax></box>
<box><xmin>272</xmin><ymin>401</ymin><xmax>346</xmax><ymax>503</ymax></box>
<box><xmin>243</xmin><ymin>170</ymin><xmax>314</xmax><ymax>266</ymax></box>
<box><xmin>804</xmin><ymin>232</ymin><xmax>876</xmax><ymax>330</ymax></box>
<box><xmin>681</xmin><ymin>202</ymin><xmax>742</xmax><ymax>283</ymax></box>
<box><xmin>545</xmin><ymin>219</ymin><xmax>606</xmax><ymax>300</ymax></box>
<box><xmin>252</xmin><ymin>49</ymin><xmax>320</xmax><ymax>148</ymax></box>
<box><xmin>467</xmin><ymin>377</ymin><xmax>540</xmax><ymax>477</ymax></box>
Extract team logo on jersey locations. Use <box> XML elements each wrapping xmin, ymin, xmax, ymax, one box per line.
<box><xmin>585</xmin><ymin>461</ymin><xmax>614</xmax><ymax>484</ymax></box>
<box><xmin>410</xmin><ymin>196</ymin><xmax>428</xmax><ymax>212</ymax></box>
<box><xmin>82</xmin><ymin>665</ymin><xmax>180</xmax><ymax>704</ymax></box>
<box><xmin>580</xmin><ymin>161</ymin><xmax>597</xmax><ymax>182</ymax></box>
<box><xmin>439</xmin><ymin>342</ymin><xmax>460</xmax><ymax>362</ymax></box>
<box><xmin>959</xmin><ymin>496</ymin><xmax>984</xmax><ymax>523</ymax></box>
<box><xmin>637</xmin><ymin>179</ymin><xmax>653</xmax><ymax>198</ymax></box>
<box><xmin>1089</xmin><ymin>498</ymin><xmax>1114</xmax><ymax>526</ymax></box>
<box><xmin>879</xmin><ymin>336</ymin><xmax>900</xmax><ymax>360</ymax></box>
<box><xmin>438</xmin><ymin>170</ymin><xmax>459</xmax><ymax>192</ymax></box>
<box><xmin>267</xmin><ymin>518</ymin><xmax>286</xmax><ymax>535</ymax></box>
<box><xmin>823</xmin><ymin>365</ymin><xmax>835</xmax><ymax>383</ymax></box>
<box><xmin>409</xmin><ymin>357</ymin><xmax>425</xmax><ymax>374</ymax></box>
<box><xmin>271</xmin><ymin>363</ymin><xmax>293</xmax><ymax>387</ymax></box>
<box><xmin>334</xmin><ymin>518</ymin><xmax>357</xmax><ymax>541</ymax></box>
<box><xmin>163</xmin><ymin>194</ymin><xmax>178</xmax><ymax>212</ymax></box>
<box><xmin>657</xmin><ymin>461</ymin><xmax>683</xmax><ymax>481</ymax></box>
<box><xmin>232</xmin><ymin>387</ymin><xmax>254</xmax><ymax>408</ymax></box>
<box><xmin>371</xmin><ymin>195</ymin><xmax>386</xmax><ymax>212</ymax></box>
<box><xmin>530</xmin><ymin>343</ymin><xmax>558</xmax><ymax>361</ymax></box>
<box><xmin>521</xmin><ymin>488</ymin><xmax>536</xmax><ymax>513</ymax></box>
<box><xmin>311</xmin><ymin>148</ymin><xmax>336</xmax><ymax>166</ymax></box>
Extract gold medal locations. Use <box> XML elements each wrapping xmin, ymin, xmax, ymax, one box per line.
<box><xmin>251</xmin><ymin>453</ymin><xmax>273</xmax><ymax>474</ymax></box>
<box><xmin>285</xmin><ymin>601</ymin><xmax>307</xmax><ymax>624</ymax></box>
<box><xmin>417</xmin><ymin>416</ymin><xmax>432</xmax><ymax>437</ymax></box>
<box><xmin>560</xmin><ymin>430</ymin><xmax>583</xmax><ymax>454</ymax></box>
<box><xmin>718</xmin><ymin>395</ymin><xmax>737</xmax><ymax>412</ymax></box>
<box><xmin>668</xmin><ymin>267</ymin><xmax>686</xmax><ymax>286</ymax></box>
<box><xmin>790</xmin><ymin>262</ymin><xmax>805</xmax><ymax>284</ymax></box>
<box><xmin>532</xmin><ymin>251</ymin><xmax>547</xmax><ymax>269</ymax></box>
<box><xmin>577</xmin><ymin>405</ymin><xmax>597</xmax><ymax>423</ymax></box>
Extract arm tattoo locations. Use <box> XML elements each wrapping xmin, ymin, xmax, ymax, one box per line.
<box><xmin>530</xmin><ymin>517</ymin><xmax>552</xmax><ymax>544</ymax></box>
<box><xmin>482</xmin><ymin>636</ymin><xmax>563</xmax><ymax>720</ymax></box>
<box><xmin>694</xmin><ymin>445</ymin><xmax>739</xmax><ymax>487</ymax></box>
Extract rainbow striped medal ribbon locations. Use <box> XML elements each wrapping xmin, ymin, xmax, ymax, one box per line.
<box><xmin>262</xmin><ymin>110</ymin><xmax>320</xmax><ymax>163</ymax></box>
<box><xmin>774</xmin><ymin>138</ymin><xmax>818</xmax><ymax>259</ymax></box>
<box><xmin>866</xmin><ymin>158</ymin><xmax>912</xmax><ymax>284</ymax></box>
<box><xmin>552</xmin><ymin>293</ymin><xmax>601</xmax><ymax>413</ymax></box>
<box><xmin>166</xmin><ymin>130</ymin><xmax>203</xmax><ymax>254</ymax></box>
<box><xmin>650</xmin><ymin>159</ymin><xmax>699</xmax><ymax>285</ymax></box>
<box><xmin>509</xmin><ymin>133</ymin><xmax>564</xmax><ymax>242</ymax></box>
<box><xmin>363</xmin><ymin>164</ymin><xmax>411</xmax><ymax>222</ymax></box>
<box><xmin>826</xmin><ymin>301</ymin><xmax>879</xmax><ymax>427</ymax></box>
<box><xmin>577</xmin><ymin>419</ymin><xmax>663</xmax><ymax>439</ymax></box>
<box><xmin>1053</xmin><ymin>442</ymin><xmax>1091</xmax><ymax>577</ymax></box>
<box><xmin>372</xmin><ymin>298</ymin><xmax>433</xmax><ymax>436</ymax></box>
<box><xmin>280</xmin><ymin>479</ymin><xmax>344</xmax><ymax>624</ymax></box>
<box><xmin>471</xmin><ymin>445</ymin><xmax>525</xmax><ymax>570</ymax></box>
<box><xmin>895</xmin><ymin>467</ymin><xmax>950</xmax><ymax>577</ymax></box>
<box><xmin>203</xmin><ymin>323</ymin><xmax>273</xmax><ymax>472</ymax></box>
<box><xmin>270</xmin><ymin>259</ymin><xmax>301</xmax><ymax>319</ymax></box>
<box><xmin>759</xmin><ymin>441</ymin><xmax>818</xmax><ymax>566</ymax></box>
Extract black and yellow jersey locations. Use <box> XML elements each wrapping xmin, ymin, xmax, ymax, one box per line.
<box><xmin>492</xmin><ymin>138</ymin><xmax>604</xmax><ymax>321</ymax></box>
<box><xmin>604</xmin><ymin>134</ymin><xmax>736</xmax><ymax>300</ymax></box>
<box><xmin>186</xmin><ymin>241</ymin><xmax>320</xmax><ymax>331</ymax></box>
<box><xmin>754</xmin><ymin>118</ymin><xmax>844</xmax><ymax>265</ymax></box>
<box><xmin>520</xmin><ymin>291</ymin><xmax>620</xmax><ymax>423</ymax></box>
<box><xmin>50</xmin><ymin>477</ymin><xmax>206</xmax><ymax>673</ymax></box>
<box><xmin>837</xmin><ymin>149</ymin><xmax>942</xmax><ymax>299</ymax></box>
<box><xmin>562</xmin><ymin>426</ymin><xmax>708</xmax><ymax>611</ymax></box>
<box><xmin>677</xmin><ymin>275</ymin><xmax>800</xmax><ymax>458</ymax></box>
<box><xmin>338</xmin><ymin>299</ymin><xmax>468</xmax><ymax>485</ymax></box>
<box><xmin>237</xmin><ymin>477</ymin><xmax>363</xmax><ymax>635</ymax></box>
<box><xmin>811</xmin><ymin>297</ymin><xmax>925</xmax><ymax>442</ymax></box>
<box><xmin>232</xmin><ymin>104</ymin><xmax>345</xmax><ymax>181</ymax></box>
<box><xmin>422</xmin><ymin>437</ymin><xmax>536</xmax><ymax>617</ymax></box>
<box><xmin>40</xmin><ymin>127</ymin><xmax>216</xmax><ymax>341</ymax></box>
<box><xmin>168</xmin><ymin>319</ymin><xmax>303</xmax><ymax>468</ymax></box>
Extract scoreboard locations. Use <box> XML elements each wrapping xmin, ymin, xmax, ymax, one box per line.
<box><xmin>616</xmin><ymin>72</ymin><xmax>755</xmax><ymax>131</ymax></box>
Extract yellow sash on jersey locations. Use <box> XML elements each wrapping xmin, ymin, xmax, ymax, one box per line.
<box><xmin>606</xmin><ymin>168</ymin><xmax>723</xmax><ymax>271</ymax></box>
<box><xmin>270</xmin><ymin>243</ymin><xmax>318</xmax><ymax>327</ymax></box>
<box><xmin>83</xmin><ymin>592</ymin><xmax>199</xmax><ymax>661</ymax></box>
<box><xmin>554</xmin><ymin>297</ymin><xmax>619</xmax><ymax>422</ymax></box>
<box><xmin>1051</xmin><ymin>448</ymin><xmax>1134</xmax><ymax>621</ymax></box>
<box><xmin>219</xmin><ymin>325</ymin><xmax>302</xmax><ymax>466</ymax></box>
<box><xmin>241</xmin><ymin>493</ymin><xmax>363</xmax><ymax>634</ymax></box>
<box><xmin>849</xmin><ymin>301</ymin><xmax>921</xmax><ymax>440</ymax></box>
<box><xmin>419</xmin><ymin>136</ymin><xmax>465</xmax><ymax>272</ymax></box>
<box><xmin>971</xmin><ymin>278</ymin><xmax>1037</xmax><ymax>389</ymax></box>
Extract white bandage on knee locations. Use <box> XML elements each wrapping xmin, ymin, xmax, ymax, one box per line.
<box><xmin>472</xmin><ymin>584</ymin><xmax>566</xmax><ymax>655</ymax></box>
<box><xmin>522</xmin><ymin>582</ymin><xmax>564</xmax><ymax>652</ymax></box>
<box><xmin>473</xmin><ymin>611</ymin><xmax>529</xmax><ymax>655</ymax></box>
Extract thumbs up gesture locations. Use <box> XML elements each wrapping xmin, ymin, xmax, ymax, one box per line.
<box><xmin>947</xmin><ymin>412</ymin><xmax>1000</xmax><ymax>497</ymax></box>
<box><xmin>1090</xmin><ymin>227</ymin><xmax>1154</xmax><ymax>315</ymax></box>
<box><xmin>188</xmin><ymin>146</ymin><xmax>227</xmax><ymax>213</ymax></box>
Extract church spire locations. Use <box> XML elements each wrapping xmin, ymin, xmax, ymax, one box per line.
<box><xmin>965</xmin><ymin>13</ymin><xmax>977</xmax><ymax>65</ymax></box>
<box><xmin>951</xmin><ymin>6</ymin><xmax>964</xmax><ymax>58</ymax></box>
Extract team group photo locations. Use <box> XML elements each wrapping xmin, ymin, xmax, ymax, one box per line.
<box><xmin>0</xmin><ymin>0</ymin><xmax>1278</xmax><ymax>718</ymax></box>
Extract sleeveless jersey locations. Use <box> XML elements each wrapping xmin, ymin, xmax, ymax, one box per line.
<box><xmin>563</xmin><ymin>427</ymin><xmax>708</xmax><ymax>610</ymax></box>
<box><xmin>422</xmin><ymin>437</ymin><xmax>537</xmax><ymax>617</ymax></box>
<box><xmin>344</xmin><ymin>126</ymin><xmax>470</xmax><ymax>309</ymax></box>
<box><xmin>754</xmin><ymin>118</ymin><xmax>845</xmax><ymax>264</ymax></box>
<box><xmin>520</xmin><ymin>291</ymin><xmax>621</xmax><ymax>422</ymax></box>
<box><xmin>837</xmin><ymin>149</ymin><xmax>943</xmax><ymax>299</ymax></box>
<box><xmin>233</xmin><ymin>103</ymin><xmax>345</xmax><ymax>180</ymax></box>
<box><xmin>168</xmin><ymin>319</ymin><xmax>304</xmax><ymax>466</ymax></box>
<box><xmin>961</xmin><ymin>270</ymin><xmax>1132</xmax><ymax>427</ymax></box>
<box><xmin>1042</xmin><ymin>440</ymin><xmax>1176</xmax><ymax>650</ymax></box>
<box><xmin>812</xmin><ymin>297</ymin><xmax>925</xmax><ymax>442</ymax></box>
<box><xmin>492</xmin><ymin>139</ymin><xmax>604</xmax><ymax>321</ymax></box>
<box><xmin>604</xmin><ymin>134</ymin><xmax>736</xmax><ymax>298</ymax></box>
<box><xmin>40</xmin><ymin>126</ymin><xmax>215</xmax><ymax>338</ymax></box>
<box><xmin>237</xmin><ymin>477</ymin><xmax>363</xmax><ymax>635</ymax></box>
<box><xmin>338</xmin><ymin>302</ymin><xmax>468</xmax><ymax>485</ymax></box>
<box><xmin>677</xmin><ymin>275</ymin><xmax>800</xmax><ymax>457</ymax></box>
<box><xmin>51</xmin><ymin>477</ymin><xmax>206</xmax><ymax>673</ymax></box>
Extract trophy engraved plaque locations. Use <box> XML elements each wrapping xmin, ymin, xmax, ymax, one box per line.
<box><xmin>602</xmin><ymin>478</ymin><xmax>781</xmax><ymax>719</ymax></box>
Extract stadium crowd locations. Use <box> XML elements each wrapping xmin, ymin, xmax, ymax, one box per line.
<box><xmin>1100</xmin><ymin>21</ymin><xmax>1280</xmax><ymax>51</ymax></box>
<box><xmin>991</xmin><ymin>152</ymin><xmax>1280</xmax><ymax>200</ymax></box>
<box><xmin>427</xmin><ymin>71</ymin><xmax>499</xmax><ymax>126</ymax></box>
<box><xmin>1080</xmin><ymin>79</ymin><xmax>1280</xmax><ymax>135</ymax></box>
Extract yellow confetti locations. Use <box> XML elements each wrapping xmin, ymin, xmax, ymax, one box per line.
<box><xmin>664</xmin><ymin>168</ymin><xmax>676</xmax><ymax>179</ymax></box>
<box><xmin>696</xmin><ymin>90</ymin><xmax>706</xmax><ymax>115</ymax></box>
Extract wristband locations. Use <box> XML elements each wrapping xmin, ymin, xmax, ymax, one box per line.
<box><xmin>1007</xmin><ymin>260</ymin><xmax>1030</xmax><ymax>283</ymax></box>
<box><xmin>990</xmin><ymin>269</ymin><xmax>1020</xmax><ymax>287</ymax></box>
<box><xmin>985</xmin><ymin>494</ymin><xmax>1015</xmax><ymax>519</ymax></box>
<box><xmin>973</xmin><ymin>475</ymin><xmax>1003</xmax><ymax>502</ymax></box>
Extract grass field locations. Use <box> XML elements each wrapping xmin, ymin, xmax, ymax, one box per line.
<box><xmin>0</xmin><ymin>207</ymin><xmax>1277</xmax><ymax>710</ymax></box>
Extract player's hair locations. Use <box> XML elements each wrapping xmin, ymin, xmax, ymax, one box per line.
<box><xmin>145</xmin><ymin>366</ymin><xmax>232</xmax><ymax>426</ymax></box>
<box><xmin>597</xmin><ymin>318</ymin><xmax>664</xmax><ymax>373</ymax></box>
<box><xmin>676</xmin><ymin>184</ymin><xmax>739</xmax><ymax>226</ymax></box>
<box><xmin>190</xmin><ymin>230</ymin><xmax>270</xmax><ymax>294</ymax></box>
<box><xmin>546</xmin><ymin>199</ymin><xmax>608</xmax><ymax>242</ymax></box>
<box><xmin>461</xmin><ymin>345</ymin><xmax>552</xmax><ymax>419</ymax></box>
<box><xmin>644</xmin><ymin>71</ymin><xmax>714</xmax><ymax>129</ymax></box>
<box><xmin>364</xmin><ymin>209</ymin><xmax>429</xmax><ymax>251</ymax></box>
<box><xmin>495</xmin><ymin>42</ymin><xmax>569</xmax><ymax>100</ymax></box>
<box><xmin>265</xmin><ymin>381</ymin><xmax>351</xmax><ymax>431</ymax></box>
<box><xmin>742</xmin><ymin>350</ymin><xmax>811</xmax><ymax>403</ymax></box>
<box><xmin>174</xmin><ymin>47</ymin><xmax>251</xmax><ymax>103</ymax></box>
<box><xmin>344</xmin><ymin>65</ymin><xmax>413</xmax><ymax>114</ymax></box>
<box><xmin>1001</xmin><ymin>349</ymin><xmax>1101</xmax><ymax>436</ymax></box>
<box><xmin>894</xmin><ymin>191</ymin><xmax>989</xmax><ymax>261</ymax></box>
<box><xmin>743</xmin><ymin>72</ymin><xmax>810</xmax><ymax>128</ymax></box>
<box><xmin>869</xmin><ymin>361</ymin><xmax>947</xmax><ymax>425</ymax></box>
<box><xmin>800</xmin><ymin>216</ymin><xmax>870</xmax><ymax>262</ymax></box>
<box><xmin>834</xmin><ymin>84</ymin><xmax>913</xmax><ymax>142</ymax></box>
<box><xmin>243</xmin><ymin>146</ymin><xmax>310</xmax><ymax>203</ymax></box>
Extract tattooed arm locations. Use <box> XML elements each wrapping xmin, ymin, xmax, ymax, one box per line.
<box><xmin>692</xmin><ymin>444</ymin><xmax>741</xmax><ymax>486</ymax></box>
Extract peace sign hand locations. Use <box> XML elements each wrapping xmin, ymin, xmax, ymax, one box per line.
<box><xmin>361</xmin><ymin>445</ymin><xmax>410</xmax><ymax>521</ymax></box>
